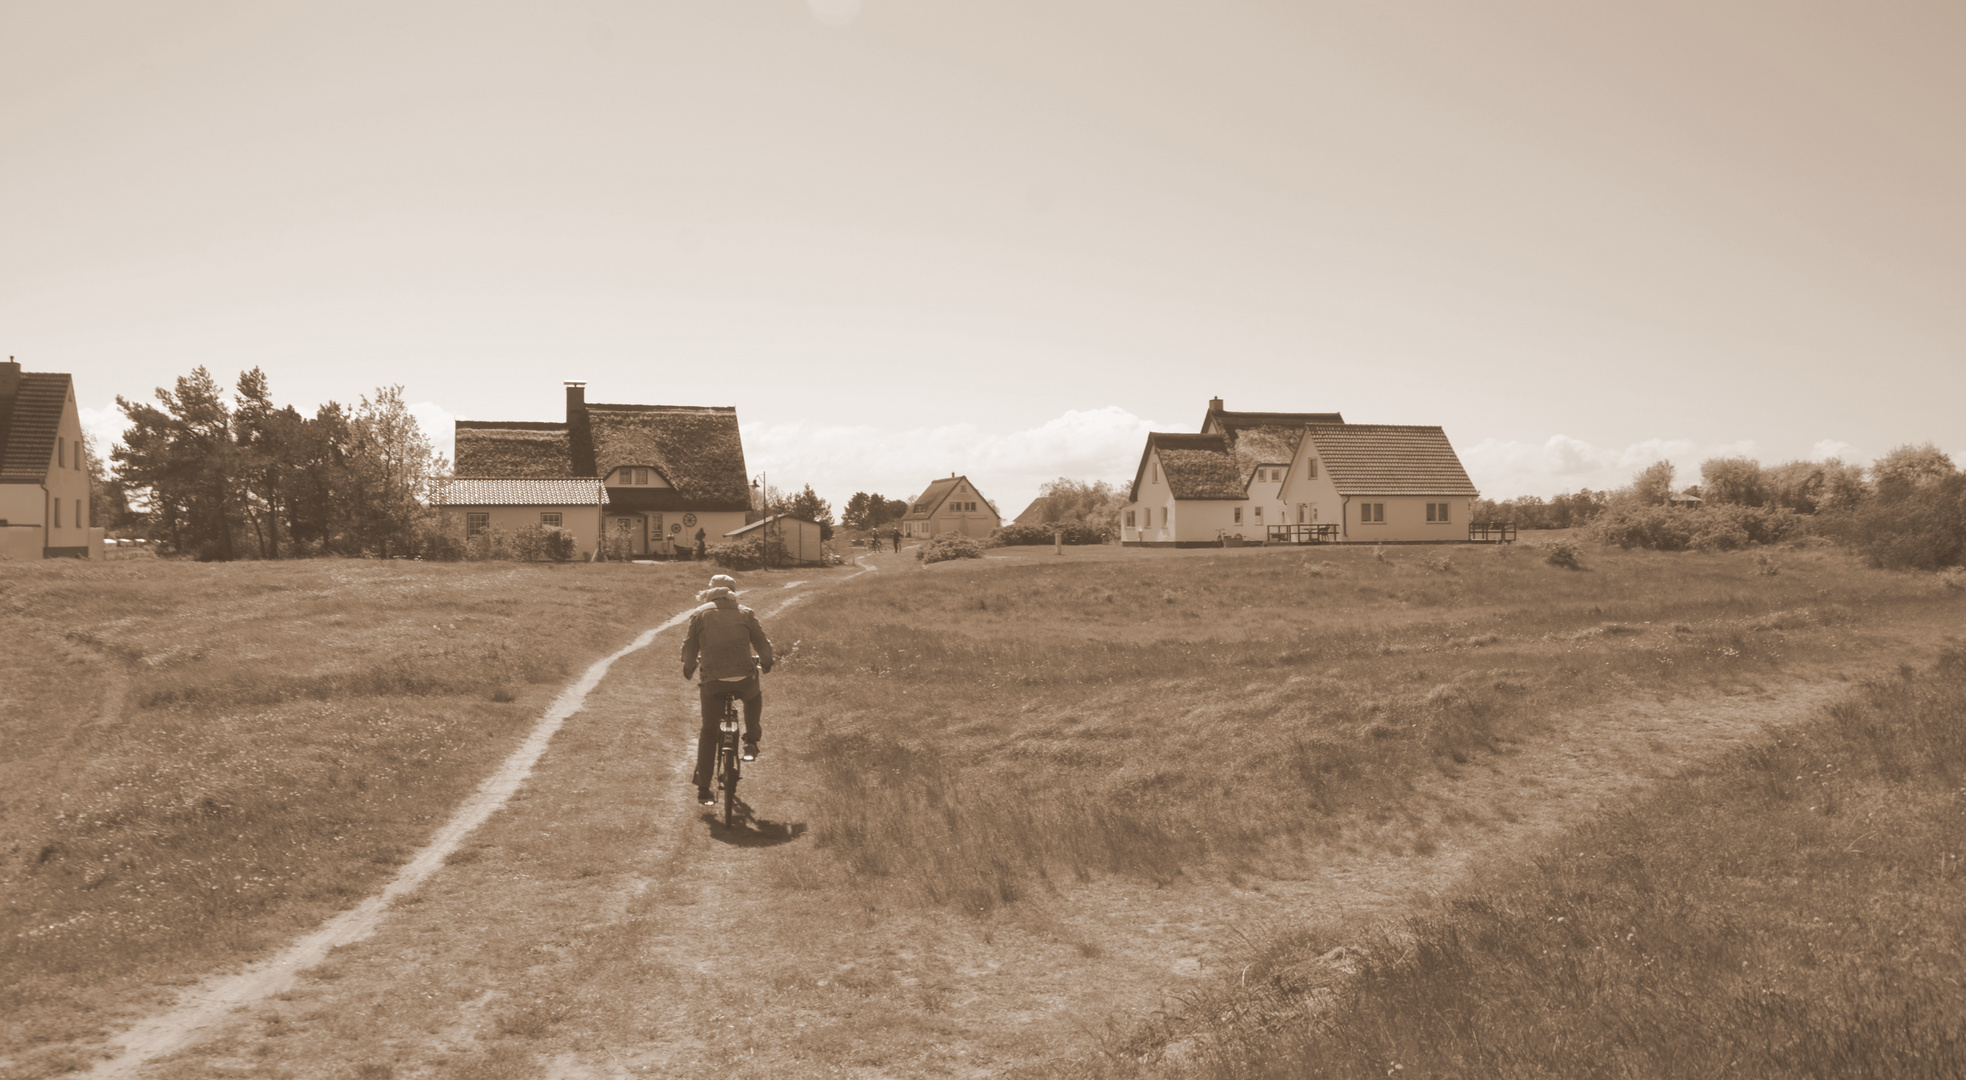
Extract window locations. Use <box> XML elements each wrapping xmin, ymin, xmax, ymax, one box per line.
<box><xmin>1152</xmin><ymin>461</ymin><xmax>1159</xmax><ymax>484</ymax></box>
<box><xmin>76</xmin><ymin>500</ymin><xmax>83</xmax><ymax>528</ymax></box>
<box><xmin>54</xmin><ymin>499</ymin><xmax>61</xmax><ymax>528</ymax></box>
<box><xmin>467</xmin><ymin>513</ymin><xmax>490</xmax><ymax>537</ymax></box>
<box><xmin>1125</xmin><ymin>510</ymin><xmax>1136</xmax><ymax>528</ymax></box>
<box><xmin>1253</xmin><ymin>506</ymin><xmax>1263</xmax><ymax>523</ymax></box>
<box><xmin>1297</xmin><ymin>504</ymin><xmax>1307</xmax><ymax>524</ymax></box>
<box><xmin>636</xmin><ymin>468</ymin><xmax>649</xmax><ymax>485</ymax></box>
<box><xmin>1426</xmin><ymin>502</ymin><xmax>1450</xmax><ymax>523</ymax></box>
<box><xmin>1305</xmin><ymin>458</ymin><xmax>1318</xmax><ymax>479</ymax></box>
<box><xmin>58</xmin><ymin>437</ymin><xmax>66</xmax><ymax>468</ymax></box>
<box><xmin>1362</xmin><ymin>503</ymin><xmax>1384</xmax><ymax>523</ymax></box>
<box><xmin>1233</xmin><ymin>506</ymin><xmax>1243</xmax><ymax>524</ymax></box>
<box><xmin>541</xmin><ymin>512</ymin><xmax>562</xmax><ymax>527</ymax></box>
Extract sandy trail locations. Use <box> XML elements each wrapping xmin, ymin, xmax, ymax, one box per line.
<box><xmin>77</xmin><ymin>566</ymin><xmax>869</xmax><ymax>1080</ymax></box>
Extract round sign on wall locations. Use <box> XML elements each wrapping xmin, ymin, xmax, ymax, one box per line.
<box><xmin>681</xmin><ymin>513</ymin><xmax>698</xmax><ymax>527</ymax></box>
<box><xmin>669</xmin><ymin>522</ymin><xmax>682</xmax><ymax>534</ymax></box>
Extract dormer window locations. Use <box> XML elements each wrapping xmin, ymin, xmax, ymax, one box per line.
<box><xmin>1305</xmin><ymin>458</ymin><xmax>1318</xmax><ymax>479</ymax></box>
<box><xmin>613</xmin><ymin>467</ymin><xmax>651</xmax><ymax>485</ymax></box>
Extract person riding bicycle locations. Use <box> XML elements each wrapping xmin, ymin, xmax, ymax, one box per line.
<box><xmin>681</xmin><ymin>574</ymin><xmax>774</xmax><ymax>807</ymax></box>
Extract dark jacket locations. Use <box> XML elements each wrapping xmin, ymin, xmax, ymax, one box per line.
<box><xmin>681</xmin><ymin>598</ymin><xmax>774</xmax><ymax>681</ymax></box>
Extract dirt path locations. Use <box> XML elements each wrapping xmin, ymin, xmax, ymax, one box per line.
<box><xmin>73</xmin><ymin>563</ymin><xmax>876</xmax><ymax>1080</ymax></box>
<box><xmin>66</xmin><ymin>557</ymin><xmax>1946</xmax><ymax>1079</ymax></box>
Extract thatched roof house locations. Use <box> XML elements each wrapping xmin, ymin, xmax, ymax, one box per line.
<box><xmin>451</xmin><ymin>383</ymin><xmax>752</xmax><ymax>559</ymax></box>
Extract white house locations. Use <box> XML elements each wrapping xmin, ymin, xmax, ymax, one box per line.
<box><xmin>899</xmin><ymin>475</ymin><xmax>1001</xmax><ymax>539</ymax></box>
<box><xmin>0</xmin><ymin>359</ymin><xmax>99</xmax><ymax>560</ymax></box>
<box><xmin>1120</xmin><ymin>399</ymin><xmax>1479</xmax><ymax>546</ymax></box>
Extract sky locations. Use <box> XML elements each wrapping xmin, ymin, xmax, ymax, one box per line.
<box><xmin>4</xmin><ymin>1</ymin><xmax>1961</xmax><ymax>515</ymax></box>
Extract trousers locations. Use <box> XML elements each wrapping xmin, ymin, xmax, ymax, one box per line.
<box><xmin>694</xmin><ymin>674</ymin><xmax>761</xmax><ymax>789</ymax></box>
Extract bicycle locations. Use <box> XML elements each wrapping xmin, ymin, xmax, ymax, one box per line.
<box><xmin>711</xmin><ymin>689</ymin><xmax>744</xmax><ymax>827</ymax></box>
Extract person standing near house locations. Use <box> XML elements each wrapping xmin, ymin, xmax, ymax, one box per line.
<box><xmin>694</xmin><ymin>527</ymin><xmax>707</xmax><ymax>560</ymax></box>
<box><xmin>889</xmin><ymin>528</ymin><xmax>900</xmax><ymax>553</ymax></box>
<box><xmin>680</xmin><ymin>574</ymin><xmax>774</xmax><ymax>806</ymax></box>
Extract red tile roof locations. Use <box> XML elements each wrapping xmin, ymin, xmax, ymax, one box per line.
<box><xmin>432</xmin><ymin>478</ymin><xmax>609</xmax><ymax>507</ymax></box>
<box><xmin>0</xmin><ymin>371</ymin><xmax>72</xmax><ymax>482</ymax></box>
<box><xmin>1304</xmin><ymin>424</ymin><xmax>1479</xmax><ymax>496</ymax></box>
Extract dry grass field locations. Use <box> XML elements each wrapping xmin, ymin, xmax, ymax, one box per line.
<box><xmin>3</xmin><ymin>542</ymin><xmax>1961</xmax><ymax>1078</ymax></box>
<box><xmin>0</xmin><ymin>559</ymin><xmax>705</xmax><ymax>1076</ymax></box>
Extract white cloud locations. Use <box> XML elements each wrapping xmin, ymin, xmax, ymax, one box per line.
<box><xmin>1461</xmin><ymin>434</ymin><xmax>1775</xmax><ymax>500</ymax></box>
<box><xmin>745</xmin><ymin>406</ymin><xmax>1159</xmax><ymax>519</ymax></box>
<box><xmin>410</xmin><ymin>401</ymin><xmax>462</xmax><ymax>470</ymax></box>
<box><xmin>78</xmin><ymin>404</ymin><xmax>132</xmax><ymax>456</ymax></box>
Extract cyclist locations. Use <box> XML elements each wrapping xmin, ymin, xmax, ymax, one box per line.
<box><xmin>681</xmin><ymin>574</ymin><xmax>774</xmax><ymax>806</ymax></box>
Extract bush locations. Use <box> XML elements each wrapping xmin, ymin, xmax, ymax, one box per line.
<box><xmin>412</xmin><ymin>512</ymin><xmax>466</xmax><ymax>561</ymax></box>
<box><xmin>508</xmin><ymin>524</ymin><xmax>577</xmax><ymax>562</ymax></box>
<box><xmin>916</xmin><ymin>533</ymin><xmax>985</xmax><ymax>564</ymax></box>
<box><xmin>1830</xmin><ymin>475</ymin><xmax>1966</xmax><ymax>570</ymax></box>
<box><xmin>709</xmin><ymin>534</ymin><xmax>792</xmax><ymax>570</ymax></box>
<box><xmin>1588</xmin><ymin>503</ymin><xmax>1803</xmax><ymax>552</ymax></box>
<box><xmin>464</xmin><ymin>528</ymin><xmax>509</xmax><ymax>562</ymax></box>
<box><xmin>1538</xmin><ymin>537</ymin><xmax>1581</xmax><ymax>569</ymax></box>
<box><xmin>990</xmin><ymin>522</ymin><xmax>1111</xmax><ymax>546</ymax></box>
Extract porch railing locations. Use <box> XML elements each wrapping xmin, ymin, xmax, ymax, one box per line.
<box><xmin>1467</xmin><ymin>521</ymin><xmax>1517</xmax><ymax>543</ymax></box>
<box><xmin>1266</xmin><ymin>523</ymin><xmax>1341</xmax><ymax>544</ymax></box>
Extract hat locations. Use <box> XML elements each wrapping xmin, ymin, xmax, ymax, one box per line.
<box><xmin>697</xmin><ymin>574</ymin><xmax>740</xmax><ymax>603</ymax></box>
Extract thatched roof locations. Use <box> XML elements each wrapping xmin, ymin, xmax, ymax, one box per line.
<box><xmin>587</xmin><ymin>405</ymin><xmax>750</xmax><ymax>511</ymax></box>
<box><xmin>451</xmin><ymin>399</ymin><xmax>751</xmax><ymax>512</ymax></box>
<box><xmin>453</xmin><ymin>423</ymin><xmax>572</xmax><ymax>479</ymax></box>
<box><xmin>1131</xmin><ymin>433</ymin><xmax>1246</xmax><ymax>501</ymax></box>
<box><xmin>1303</xmin><ymin>424</ymin><xmax>1478</xmax><ymax>496</ymax></box>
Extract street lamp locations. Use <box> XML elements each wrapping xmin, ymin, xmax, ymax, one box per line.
<box><xmin>751</xmin><ymin>472</ymin><xmax>772</xmax><ymax>570</ymax></box>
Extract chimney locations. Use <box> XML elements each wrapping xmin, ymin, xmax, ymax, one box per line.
<box><xmin>565</xmin><ymin>381</ymin><xmax>586</xmax><ymax>422</ymax></box>
<box><xmin>0</xmin><ymin>358</ymin><xmax>16</xmax><ymax>441</ymax></box>
<box><xmin>565</xmin><ymin>382</ymin><xmax>596</xmax><ymax>475</ymax></box>
<box><xmin>1209</xmin><ymin>396</ymin><xmax>1224</xmax><ymax>413</ymax></box>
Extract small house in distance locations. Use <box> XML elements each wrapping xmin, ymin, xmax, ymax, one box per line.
<box><xmin>452</xmin><ymin>382</ymin><xmax>752</xmax><ymax>558</ymax></box>
<box><xmin>899</xmin><ymin>474</ymin><xmax>1000</xmax><ymax>539</ymax></box>
<box><xmin>0</xmin><ymin>358</ymin><xmax>98</xmax><ymax>559</ymax></box>
<box><xmin>1121</xmin><ymin>398</ymin><xmax>1479</xmax><ymax>545</ymax></box>
<box><xmin>725</xmin><ymin>513</ymin><xmax>825</xmax><ymax>565</ymax></box>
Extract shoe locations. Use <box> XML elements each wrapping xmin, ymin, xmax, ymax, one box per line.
<box><xmin>741</xmin><ymin>743</ymin><xmax>759</xmax><ymax>762</ymax></box>
<box><xmin>697</xmin><ymin>788</ymin><xmax>715</xmax><ymax>806</ymax></box>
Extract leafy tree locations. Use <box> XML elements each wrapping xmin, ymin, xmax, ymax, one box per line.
<box><xmin>1629</xmin><ymin>460</ymin><xmax>1676</xmax><ymax>506</ymax></box>
<box><xmin>1699</xmin><ymin>457</ymin><xmax>1766</xmax><ymax>506</ymax></box>
<box><xmin>81</xmin><ymin>432</ymin><xmax>131</xmax><ymax>532</ymax></box>
<box><xmin>1871</xmin><ymin>443</ymin><xmax>1956</xmax><ymax>500</ymax></box>
<box><xmin>344</xmin><ymin>386</ymin><xmax>444</xmax><ymax>557</ymax></box>
<box><xmin>1032</xmin><ymin>477</ymin><xmax>1123</xmax><ymax>535</ymax></box>
<box><xmin>232</xmin><ymin>367</ymin><xmax>313</xmax><ymax>558</ymax></box>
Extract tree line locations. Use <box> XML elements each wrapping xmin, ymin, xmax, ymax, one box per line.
<box><xmin>105</xmin><ymin>367</ymin><xmax>442</xmax><ymax>560</ymax></box>
<box><xmin>1478</xmin><ymin>444</ymin><xmax>1965</xmax><ymax>569</ymax></box>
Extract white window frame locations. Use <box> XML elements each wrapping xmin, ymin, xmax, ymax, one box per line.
<box><xmin>541</xmin><ymin>512</ymin><xmax>562</xmax><ymax>527</ymax></box>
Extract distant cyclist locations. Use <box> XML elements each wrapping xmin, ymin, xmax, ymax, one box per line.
<box><xmin>681</xmin><ymin>574</ymin><xmax>774</xmax><ymax>806</ymax></box>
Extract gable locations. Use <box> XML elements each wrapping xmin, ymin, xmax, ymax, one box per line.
<box><xmin>587</xmin><ymin>406</ymin><xmax>749</xmax><ymax>511</ymax></box>
<box><xmin>0</xmin><ymin>372</ymin><xmax>74</xmax><ymax>482</ymax></box>
<box><xmin>1130</xmin><ymin>433</ymin><xmax>1244</xmax><ymax>501</ymax></box>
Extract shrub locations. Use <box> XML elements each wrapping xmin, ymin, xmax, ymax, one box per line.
<box><xmin>464</xmin><ymin>527</ymin><xmax>509</xmax><ymax>562</ymax></box>
<box><xmin>916</xmin><ymin>533</ymin><xmax>985</xmax><ymax>564</ymax></box>
<box><xmin>990</xmin><ymin>522</ymin><xmax>1110</xmax><ymax>546</ymax></box>
<box><xmin>412</xmin><ymin>512</ymin><xmax>465</xmax><ymax>561</ymax></box>
<box><xmin>709</xmin><ymin>533</ymin><xmax>792</xmax><ymax>570</ymax></box>
<box><xmin>1830</xmin><ymin>474</ymin><xmax>1966</xmax><ymax>570</ymax></box>
<box><xmin>1538</xmin><ymin>537</ymin><xmax>1581</xmax><ymax>569</ymax></box>
<box><xmin>508</xmin><ymin>524</ymin><xmax>577</xmax><ymax>562</ymax></box>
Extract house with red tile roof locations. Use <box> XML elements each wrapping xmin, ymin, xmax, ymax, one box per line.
<box><xmin>449</xmin><ymin>383</ymin><xmax>751</xmax><ymax>559</ymax></box>
<box><xmin>0</xmin><ymin>359</ymin><xmax>97</xmax><ymax>559</ymax></box>
<box><xmin>1121</xmin><ymin>398</ymin><xmax>1479</xmax><ymax>546</ymax></box>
